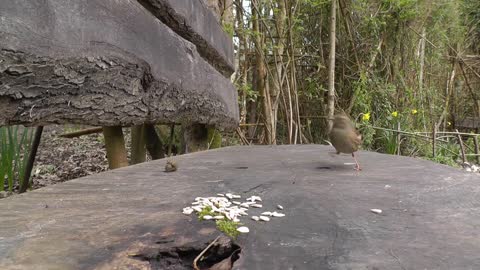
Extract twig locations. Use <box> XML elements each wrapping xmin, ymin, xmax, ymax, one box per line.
<box><xmin>193</xmin><ymin>235</ymin><xmax>221</xmax><ymax>270</ymax></box>
<box><xmin>59</xmin><ymin>127</ymin><xmax>103</xmax><ymax>138</ymax></box>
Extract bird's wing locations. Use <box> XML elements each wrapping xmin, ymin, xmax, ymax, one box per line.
<box><xmin>349</xmin><ymin>128</ymin><xmax>362</xmax><ymax>146</ymax></box>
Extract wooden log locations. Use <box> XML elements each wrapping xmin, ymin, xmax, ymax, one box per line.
<box><xmin>0</xmin><ymin>0</ymin><xmax>238</xmax><ymax>129</ymax></box>
<box><xmin>102</xmin><ymin>126</ymin><xmax>128</xmax><ymax>169</ymax></box>
<box><xmin>137</xmin><ymin>0</ymin><xmax>234</xmax><ymax>76</ymax></box>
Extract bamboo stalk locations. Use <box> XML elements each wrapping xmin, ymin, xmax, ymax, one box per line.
<box><xmin>432</xmin><ymin>124</ymin><xmax>436</xmax><ymax>158</ymax></box>
<box><xmin>397</xmin><ymin>122</ymin><xmax>401</xmax><ymax>155</ymax></box>
<box><xmin>474</xmin><ymin>136</ymin><xmax>480</xmax><ymax>164</ymax></box>
<box><xmin>455</xmin><ymin>129</ymin><xmax>466</xmax><ymax>164</ymax></box>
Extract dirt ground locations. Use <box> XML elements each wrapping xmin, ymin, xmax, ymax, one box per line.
<box><xmin>31</xmin><ymin>125</ymin><xmax>123</xmax><ymax>189</ymax></box>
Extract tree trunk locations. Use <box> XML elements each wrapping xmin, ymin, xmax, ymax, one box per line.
<box><xmin>327</xmin><ymin>0</ymin><xmax>337</xmax><ymax>133</ymax></box>
<box><xmin>252</xmin><ymin>0</ymin><xmax>273</xmax><ymax>144</ymax></box>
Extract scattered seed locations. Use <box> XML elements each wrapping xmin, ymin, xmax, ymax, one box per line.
<box><xmin>370</xmin><ymin>209</ymin><xmax>382</xmax><ymax>214</ymax></box>
<box><xmin>237</xmin><ymin>226</ymin><xmax>250</xmax><ymax>233</ymax></box>
<box><xmin>203</xmin><ymin>215</ymin><xmax>213</xmax><ymax>220</ymax></box>
<box><xmin>251</xmin><ymin>204</ymin><xmax>263</xmax><ymax>208</ymax></box>
<box><xmin>182</xmin><ymin>207</ymin><xmax>194</xmax><ymax>215</ymax></box>
<box><xmin>271</xmin><ymin>212</ymin><xmax>285</xmax><ymax>217</ymax></box>
<box><xmin>277</xmin><ymin>205</ymin><xmax>284</xmax><ymax>210</ymax></box>
<box><xmin>231</xmin><ymin>194</ymin><xmax>241</xmax><ymax>199</ymax></box>
<box><xmin>259</xmin><ymin>216</ymin><xmax>270</xmax><ymax>221</ymax></box>
<box><xmin>192</xmin><ymin>206</ymin><xmax>203</xmax><ymax>212</ymax></box>
<box><xmin>214</xmin><ymin>215</ymin><xmax>225</xmax><ymax>220</ymax></box>
<box><xmin>251</xmin><ymin>216</ymin><xmax>260</xmax><ymax>221</ymax></box>
<box><xmin>233</xmin><ymin>201</ymin><xmax>241</xmax><ymax>205</ymax></box>
<box><xmin>261</xmin><ymin>212</ymin><xmax>272</xmax><ymax>216</ymax></box>
<box><xmin>217</xmin><ymin>193</ymin><xmax>225</xmax><ymax>197</ymax></box>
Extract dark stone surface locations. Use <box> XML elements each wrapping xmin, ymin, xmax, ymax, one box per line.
<box><xmin>138</xmin><ymin>0</ymin><xmax>235</xmax><ymax>77</ymax></box>
<box><xmin>1</xmin><ymin>145</ymin><xmax>480</xmax><ymax>269</ymax></box>
<box><xmin>0</xmin><ymin>0</ymin><xmax>238</xmax><ymax>128</ymax></box>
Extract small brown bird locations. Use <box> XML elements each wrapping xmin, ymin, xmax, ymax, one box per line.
<box><xmin>329</xmin><ymin>113</ymin><xmax>362</xmax><ymax>170</ymax></box>
<box><xmin>164</xmin><ymin>159</ymin><xmax>178</xmax><ymax>172</ymax></box>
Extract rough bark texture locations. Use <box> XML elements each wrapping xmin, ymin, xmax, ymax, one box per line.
<box><xmin>0</xmin><ymin>0</ymin><xmax>238</xmax><ymax>129</ymax></box>
<box><xmin>138</xmin><ymin>0</ymin><xmax>235</xmax><ymax>77</ymax></box>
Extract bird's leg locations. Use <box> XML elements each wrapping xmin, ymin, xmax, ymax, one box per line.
<box><xmin>352</xmin><ymin>153</ymin><xmax>361</xmax><ymax>171</ymax></box>
<box><xmin>337</xmin><ymin>151</ymin><xmax>340</xmax><ymax>155</ymax></box>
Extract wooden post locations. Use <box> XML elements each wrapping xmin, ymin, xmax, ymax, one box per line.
<box><xmin>131</xmin><ymin>125</ymin><xmax>146</xmax><ymax>164</ymax></box>
<box><xmin>103</xmin><ymin>126</ymin><xmax>128</xmax><ymax>169</ymax></box>
<box><xmin>144</xmin><ymin>124</ymin><xmax>165</xmax><ymax>160</ymax></box>
<box><xmin>432</xmin><ymin>124</ymin><xmax>436</xmax><ymax>157</ymax></box>
<box><xmin>19</xmin><ymin>126</ymin><xmax>43</xmax><ymax>193</ymax></box>
<box><xmin>168</xmin><ymin>124</ymin><xmax>175</xmax><ymax>156</ymax></box>
<box><xmin>455</xmin><ymin>129</ymin><xmax>466</xmax><ymax>164</ymax></box>
<box><xmin>474</xmin><ymin>136</ymin><xmax>480</xmax><ymax>164</ymax></box>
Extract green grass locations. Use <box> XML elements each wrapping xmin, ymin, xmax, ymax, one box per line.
<box><xmin>196</xmin><ymin>206</ymin><xmax>242</xmax><ymax>239</ymax></box>
<box><xmin>215</xmin><ymin>220</ymin><xmax>241</xmax><ymax>239</ymax></box>
<box><xmin>198</xmin><ymin>206</ymin><xmax>215</xmax><ymax>220</ymax></box>
<box><xmin>0</xmin><ymin>126</ymin><xmax>34</xmax><ymax>192</ymax></box>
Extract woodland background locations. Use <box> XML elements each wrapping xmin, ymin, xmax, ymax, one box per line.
<box><xmin>213</xmin><ymin>0</ymin><xmax>480</xmax><ymax>166</ymax></box>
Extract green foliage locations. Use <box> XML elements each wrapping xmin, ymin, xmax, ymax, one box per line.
<box><xmin>223</xmin><ymin>23</ymin><xmax>234</xmax><ymax>37</ymax></box>
<box><xmin>197</xmin><ymin>206</ymin><xmax>241</xmax><ymax>239</ymax></box>
<box><xmin>215</xmin><ymin>220</ymin><xmax>241</xmax><ymax>239</ymax></box>
<box><xmin>0</xmin><ymin>126</ymin><xmax>34</xmax><ymax>192</ymax></box>
<box><xmin>198</xmin><ymin>206</ymin><xmax>214</xmax><ymax>220</ymax></box>
<box><xmin>208</xmin><ymin>128</ymin><xmax>222</xmax><ymax>149</ymax></box>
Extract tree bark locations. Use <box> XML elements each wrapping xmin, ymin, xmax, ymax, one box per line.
<box><xmin>252</xmin><ymin>0</ymin><xmax>273</xmax><ymax>144</ymax></box>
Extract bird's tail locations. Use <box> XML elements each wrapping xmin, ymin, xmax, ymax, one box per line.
<box><xmin>324</xmin><ymin>140</ymin><xmax>333</xmax><ymax>146</ymax></box>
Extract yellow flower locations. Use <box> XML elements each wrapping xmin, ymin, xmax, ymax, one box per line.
<box><xmin>391</xmin><ymin>111</ymin><xmax>398</xmax><ymax>118</ymax></box>
<box><xmin>411</xmin><ymin>109</ymin><xmax>417</xmax><ymax>115</ymax></box>
<box><xmin>447</xmin><ymin>121</ymin><xmax>451</xmax><ymax>126</ymax></box>
<box><xmin>362</xmin><ymin>112</ymin><xmax>371</xmax><ymax>121</ymax></box>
